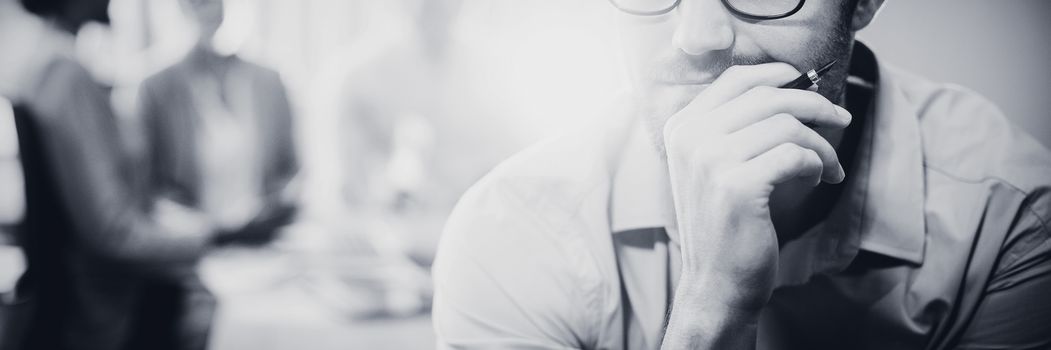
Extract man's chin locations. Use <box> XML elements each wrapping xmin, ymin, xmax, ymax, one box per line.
<box><xmin>635</xmin><ymin>83</ymin><xmax>711</xmax><ymax>160</ymax></box>
<box><xmin>652</xmin><ymin>82</ymin><xmax>711</xmax><ymax>113</ymax></box>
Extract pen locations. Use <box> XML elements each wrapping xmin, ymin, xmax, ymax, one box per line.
<box><xmin>780</xmin><ymin>60</ymin><xmax>837</xmax><ymax>90</ymax></box>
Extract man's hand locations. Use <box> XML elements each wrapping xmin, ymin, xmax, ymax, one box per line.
<box><xmin>660</xmin><ymin>63</ymin><xmax>852</xmax><ymax>349</ymax></box>
<box><xmin>213</xmin><ymin>204</ymin><xmax>296</xmax><ymax>247</ymax></box>
<box><xmin>153</xmin><ymin>198</ymin><xmax>216</xmax><ymax>240</ymax></box>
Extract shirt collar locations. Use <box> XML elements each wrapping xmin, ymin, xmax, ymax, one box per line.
<box><xmin>609</xmin><ymin>119</ymin><xmax>676</xmax><ymax>234</ymax></box>
<box><xmin>608</xmin><ymin>42</ymin><xmax>927</xmax><ymax>266</ymax></box>
<box><xmin>851</xmin><ymin>42</ymin><xmax>927</xmax><ymax>265</ymax></box>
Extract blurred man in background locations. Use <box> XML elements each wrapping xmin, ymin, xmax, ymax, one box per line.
<box><xmin>433</xmin><ymin>0</ymin><xmax>1051</xmax><ymax>349</ymax></box>
<box><xmin>138</xmin><ymin>0</ymin><xmax>300</xmax><ymax>251</ymax></box>
<box><xmin>0</xmin><ymin>0</ymin><xmax>239</xmax><ymax>348</ymax></box>
<box><xmin>135</xmin><ymin>0</ymin><xmax>301</xmax><ymax>345</ymax></box>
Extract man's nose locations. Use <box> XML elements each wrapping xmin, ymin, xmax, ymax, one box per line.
<box><xmin>672</xmin><ymin>0</ymin><xmax>735</xmax><ymax>56</ymax></box>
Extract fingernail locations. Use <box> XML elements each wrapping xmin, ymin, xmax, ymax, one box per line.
<box><xmin>835</xmin><ymin>105</ymin><xmax>852</xmax><ymax>123</ymax></box>
<box><xmin>833</xmin><ymin>163</ymin><xmax>846</xmax><ymax>184</ymax></box>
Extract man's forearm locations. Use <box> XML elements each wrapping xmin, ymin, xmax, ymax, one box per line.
<box><xmin>661</xmin><ymin>274</ymin><xmax>762</xmax><ymax>350</ymax></box>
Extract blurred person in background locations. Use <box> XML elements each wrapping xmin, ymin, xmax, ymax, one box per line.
<box><xmin>137</xmin><ymin>0</ymin><xmax>300</xmax><ymax>253</ymax></box>
<box><xmin>0</xmin><ymin>0</ymin><xmax>233</xmax><ymax>349</ymax></box>
<box><xmin>432</xmin><ymin>0</ymin><xmax>1051</xmax><ymax>349</ymax></box>
<box><xmin>136</xmin><ymin>0</ymin><xmax>302</xmax><ymax>339</ymax></box>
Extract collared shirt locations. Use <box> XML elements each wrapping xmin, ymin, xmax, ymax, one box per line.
<box><xmin>189</xmin><ymin>55</ymin><xmax>264</xmax><ymax>230</ymax></box>
<box><xmin>138</xmin><ymin>50</ymin><xmax>300</xmax><ymax>233</ymax></box>
<box><xmin>432</xmin><ymin>43</ymin><xmax>1051</xmax><ymax>350</ymax></box>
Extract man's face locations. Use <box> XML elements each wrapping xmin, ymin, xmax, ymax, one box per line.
<box><xmin>182</xmin><ymin>0</ymin><xmax>224</xmax><ymax>41</ymax></box>
<box><xmin>615</xmin><ymin>0</ymin><xmax>855</xmax><ymax>152</ymax></box>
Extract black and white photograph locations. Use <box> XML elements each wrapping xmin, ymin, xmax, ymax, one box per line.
<box><xmin>1</xmin><ymin>0</ymin><xmax>1050</xmax><ymax>349</ymax></box>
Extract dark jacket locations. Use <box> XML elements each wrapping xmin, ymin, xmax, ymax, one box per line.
<box><xmin>12</xmin><ymin>55</ymin><xmax>214</xmax><ymax>350</ymax></box>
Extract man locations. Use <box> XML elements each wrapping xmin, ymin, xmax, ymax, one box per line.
<box><xmin>132</xmin><ymin>0</ymin><xmax>296</xmax><ymax>346</ymax></box>
<box><xmin>135</xmin><ymin>0</ymin><xmax>300</xmax><ymax>343</ymax></box>
<box><xmin>432</xmin><ymin>0</ymin><xmax>1051</xmax><ymax>349</ymax></box>
<box><xmin>138</xmin><ymin>0</ymin><xmax>300</xmax><ymax>250</ymax></box>
<box><xmin>0</xmin><ymin>0</ymin><xmax>229</xmax><ymax>349</ymax></box>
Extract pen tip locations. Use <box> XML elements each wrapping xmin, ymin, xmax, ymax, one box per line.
<box><xmin>816</xmin><ymin>59</ymin><xmax>838</xmax><ymax>75</ymax></box>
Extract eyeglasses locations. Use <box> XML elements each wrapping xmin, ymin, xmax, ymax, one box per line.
<box><xmin>609</xmin><ymin>0</ymin><xmax>806</xmax><ymax>20</ymax></box>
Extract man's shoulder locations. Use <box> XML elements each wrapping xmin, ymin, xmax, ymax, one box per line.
<box><xmin>232</xmin><ymin>57</ymin><xmax>284</xmax><ymax>87</ymax></box>
<box><xmin>139</xmin><ymin>62</ymin><xmax>188</xmax><ymax>100</ymax></box>
<box><xmin>889</xmin><ymin>68</ymin><xmax>1051</xmax><ymax>195</ymax></box>
<box><xmin>142</xmin><ymin>56</ymin><xmax>282</xmax><ymax>89</ymax></box>
<box><xmin>433</xmin><ymin>118</ymin><xmax>628</xmax><ymax>340</ymax></box>
<box><xmin>31</xmin><ymin>55</ymin><xmax>110</xmax><ymax>122</ymax></box>
<box><xmin>448</xmin><ymin>121</ymin><xmax>620</xmax><ymax>238</ymax></box>
<box><xmin>888</xmin><ymin>68</ymin><xmax>1051</xmax><ymax>262</ymax></box>
<box><xmin>437</xmin><ymin>109</ymin><xmax>632</xmax><ymax>281</ymax></box>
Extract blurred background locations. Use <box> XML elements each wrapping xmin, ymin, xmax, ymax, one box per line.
<box><xmin>1</xmin><ymin>0</ymin><xmax>1049</xmax><ymax>349</ymax></box>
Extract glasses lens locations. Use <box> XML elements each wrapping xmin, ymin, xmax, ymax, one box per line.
<box><xmin>724</xmin><ymin>0</ymin><xmax>802</xmax><ymax>18</ymax></box>
<box><xmin>609</xmin><ymin>0</ymin><xmax>680</xmax><ymax>16</ymax></box>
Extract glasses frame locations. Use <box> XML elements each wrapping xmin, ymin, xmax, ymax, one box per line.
<box><xmin>610</xmin><ymin>0</ymin><xmax>806</xmax><ymax>20</ymax></box>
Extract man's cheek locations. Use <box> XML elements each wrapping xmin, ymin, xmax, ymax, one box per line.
<box><xmin>619</xmin><ymin>19</ymin><xmax>676</xmax><ymax>56</ymax></box>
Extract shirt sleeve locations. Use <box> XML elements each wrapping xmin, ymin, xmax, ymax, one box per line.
<box><xmin>432</xmin><ymin>179</ymin><xmax>597</xmax><ymax>349</ymax></box>
<box><xmin>955</xmin><ymin>196</ymin><xmax>1051</xmax><ymax>349</ymax></box>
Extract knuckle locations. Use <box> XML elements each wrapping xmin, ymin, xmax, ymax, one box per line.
<box><xmin>789</xmin><ymin>122</ymin><xmax>810</xmax><ymax>141</ymax></box>
<box><xmin>662</xmin><ymin>122</ymin><xmax>678</xmax><ymax>143</ymax></box>
<box><xmin>780</xmin><ymin>114</ymin><xmax>805</xmax><ymax>130</ymax></box>
<box><xmin>781</xmin><ymin>143</ymin><xmax>808</xmax><ymax>162</ymax></box>
<box><xmin>747</xmin><ymin>85</ymin><xmax>776</xmax><ymax>100</ymax></box>
<box><xmin>776</xmin><ymin>62</ymin><xmax>801</xmax><ymax>76</ymax></box>
<box><xmin>801</xmin><ymin>148</ymin><xmax>822</xmax><ymax>166</ymax></box>
<box><xmin>721</xmin><ymin>65</ymin><xmax>744</xmax><ymax>79</ymax></box>
<box><xmin>770</xmin><ymin>115</ymin><xmax>800</xmax><ymax>138</ymax></box>
<box><xmin>666</xmin><ymin>130</ymin><xmax>703</xmax><ymax>159</ymax></box>
<box><xmin>770</xmin><ymin>113</ymin><xmax>796</xmax><ymax>127</ymax></box>
<box><xmin>663</xmin><ymin>115</ymin><xmax>687</xmax><ymax>143</ymax></box>
<box><xmin>762</xmin><ymin>63</ymin><xmax>799</xmax><ymax>81</ymax></box>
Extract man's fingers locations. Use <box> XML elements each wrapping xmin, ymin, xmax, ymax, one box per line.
<box><xmin>715</xmin><ymin>87</ymin><xmax>851</xmax><ymax>132</ymax></box>
<box><xmin>682</xmin><ymin>63</ymin><xmax>802</xmax><ymax>113</ymax></box>
<box><xmin>740</xmin><ymin>143</ymin><xmax>825</xmax><ymax>188</ymax></box>
<box><xmin>728</xmin><ymin>114</ymin><xmax>845</xmax><ymax>184</ymax></box>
